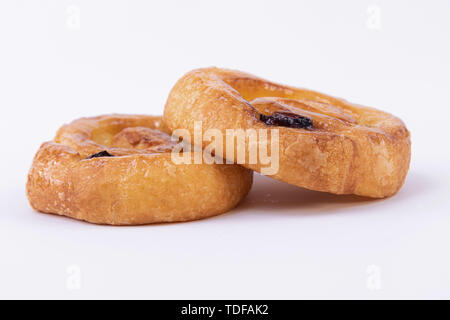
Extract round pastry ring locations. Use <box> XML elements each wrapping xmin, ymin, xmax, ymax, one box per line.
<box><xmin>26</xmin><ymin>114</ymin><xmax>253</xmax><ymax>225</ymax></box>
<box><xmin>164</xmin><ymin>67</ymin><xmax>411</xmax><ymax>198</ymax></box>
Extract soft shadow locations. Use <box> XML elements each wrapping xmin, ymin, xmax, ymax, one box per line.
<box><xmin>30</xmin><ymin>170</ymin><xmax>432</xmax><ymax>225</ymax></box>
<box><xmin>237</xmin><ymin>170</ymin><xmax>431</xmax><ymax>217</ymax></box>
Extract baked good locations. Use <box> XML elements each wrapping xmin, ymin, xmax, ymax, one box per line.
<box><xmin>164</xmin><ymin>67</ymin><xmax>411</xmax><ymax>198</ymax></box>
<box><xmin>26</xmin><ymin>114</ymin><xmax>253</xmax><ymax>225</ymax></box>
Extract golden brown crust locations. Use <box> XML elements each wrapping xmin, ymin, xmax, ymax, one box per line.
<box><xmin>163</xmin><ymin>67</ymin><xmax>411</xmax><ymax>198</ymax></box>
<box><xmin>26</xmin><ymin>114</ymin><xmax>253</xmax><ymax>225</ymax></box>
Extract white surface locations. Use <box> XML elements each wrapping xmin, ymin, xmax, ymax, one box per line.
<box><xmin>0</xmin><ymin>0</ymin><xmax>449</xmax><ymax>299</ymax></box>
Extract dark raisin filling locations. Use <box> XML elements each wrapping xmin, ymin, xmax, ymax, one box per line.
<box><xmin>86</xmin><ymin>150</ymin><xmax>114</xmax><ymax>159</ymax></box>
<box><xmin>260</xmin><ymin>112</ymin><xmax>313</xmax><ymax>129</ymax></box>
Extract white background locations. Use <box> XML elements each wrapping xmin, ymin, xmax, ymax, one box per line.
<box><xmin>0</xmin><ymin>0</ymin><xmax>449</xmax><ymax>299</ymax></box>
